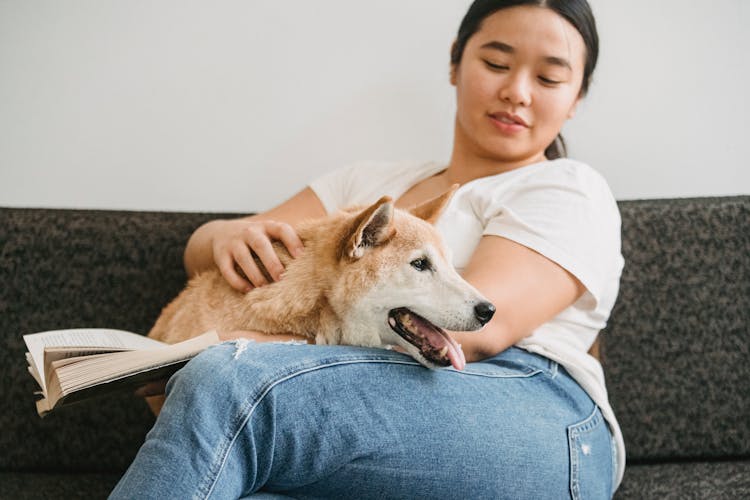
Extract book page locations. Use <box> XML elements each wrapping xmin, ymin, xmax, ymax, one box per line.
<box><xmin>54</xmin><ymin>331</ymin><xmax>219</xmax><ymax>392</ymax></box>
<box><xmin>37</xmin><ymin>359</ymin><xmax>191</xmax><ymax>416</ymax></box>
<box><xmin>43</xmin><ymin>330</ymin><xmax>220</xmax><ymax>414</ymax></box>
<box><xmin>26</xmin><ymin>352</ymin><xmax>43</xmax><ymax>391</ymax></box>
<box><xmin>23</xmin><ymin>328</ymin><xmax>165</xmax><ymax>394</ymax></box>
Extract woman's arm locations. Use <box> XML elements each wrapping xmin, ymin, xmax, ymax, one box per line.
<box><xmin>184</xmin><ymin>187</ymin><xmax>327</xmax><ymax>291</ymax></box>
<box><xmin>451</xmin><ymin>235</ymin><xmax>586</xmax><ymax>363</ymax></box>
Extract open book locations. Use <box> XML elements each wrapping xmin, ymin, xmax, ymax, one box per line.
<box><xmin>23</xmin><ymin>328</ymin><xmax>220</xmax><ymax>417</ymax></box>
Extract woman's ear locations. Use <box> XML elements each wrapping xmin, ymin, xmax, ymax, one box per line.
<box><xmin>567</xmin><ymin>96</ymin><xmax>582</xmax><ymax>119</ymax></box>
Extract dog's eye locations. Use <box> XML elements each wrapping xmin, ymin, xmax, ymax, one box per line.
<box><xmin>410</xmin><ymin>257</ymin><xmax>432</xmax><ymax>272</ymax></box>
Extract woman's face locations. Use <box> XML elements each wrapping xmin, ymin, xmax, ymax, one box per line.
<box><xmin>451</xmin><ymin>6</ymin><xmax>586</xmax><ymax>165</ymax></box>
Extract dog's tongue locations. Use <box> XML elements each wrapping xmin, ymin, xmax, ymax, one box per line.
<box><xmin>409</xmin><ymin>313</ymin><xmax>466</xmax><ymax>371</ymax></box>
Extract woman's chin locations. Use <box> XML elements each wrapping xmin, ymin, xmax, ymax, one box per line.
<box><xmin>478</xmin><ymin>144</ymin><xmax>546</xmax><ymax>167</ymax></box>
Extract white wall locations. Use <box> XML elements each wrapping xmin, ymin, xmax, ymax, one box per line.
<box><xmin>1</xmin><ymin>0</ymin><xmax>747</xmax><ymax>212</ymax></box>
<box><xmin>566</xmin><ymin>0</ymin><xmax>749</xmax><ymax>200</ymax></box>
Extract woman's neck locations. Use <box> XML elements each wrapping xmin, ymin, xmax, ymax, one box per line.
<box><xmin>443</xmin><ymin>147</ymin><xmax>547</xmax><ymax>186</ymax></box>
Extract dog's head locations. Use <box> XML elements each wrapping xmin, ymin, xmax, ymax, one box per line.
<box><xmin>330</xmin><ymin>187</ymin><xmax>495</xmax><ymax>370</ymax></box>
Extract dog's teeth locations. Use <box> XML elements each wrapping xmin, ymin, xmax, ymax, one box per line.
<box><xmin>402</xmin><ymin>316</ymin><xmax>413</xmax><ymax>329</ymax></box>
<box><xmin>439</xmin><ymin>346</ymin><xmax>448</xmax><ymax>357</ymax></box>
<box><xmin>388</xmin><ymin>317</ymin><xmax>397</xmax><ymax>328</ymax></box>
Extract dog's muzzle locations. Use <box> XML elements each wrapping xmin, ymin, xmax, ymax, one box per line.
<box><xmin>387</xmin><ymin>308</ymin><xmax>465</xmax><ymax>370</ymax></box>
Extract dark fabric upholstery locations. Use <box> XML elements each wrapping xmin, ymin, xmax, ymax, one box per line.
<box><xmin>0</xmin><ymin>209</ymin><xmax>223</xmax><ymax>473</ymax></box>
<box><xmin>614</xmin><ymin>460</ymin><xmax>750</xmax><ymax>499</ymax></box>
<box><xmin>1</xmin><ymin>196</ymin><xmax>748</xmax><ymax>496</ymax></box>
<box><xmin>0</xmin><ymin>472</ymin><xmax>120</xmax><ymax>500</ymax></box>
<box><xmin>602</xmin><ymin>197</ymin><xmax>750</xmax><ymax>461</ymax></box>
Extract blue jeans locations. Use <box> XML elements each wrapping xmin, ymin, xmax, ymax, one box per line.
<box><xmin>110</xmin><ymin>343</ymin><xmax>615</xmax><ymax>499</ymax></box>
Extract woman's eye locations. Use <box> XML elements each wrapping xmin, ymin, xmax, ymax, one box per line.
<box><xmin>539</xmin><ymin>76</ymin><xmax>562</xmax><ymax>85</ymax></box>
<box><xmin>484</xmin><ymin>60</ymin><xmax>509</xmax><ymax>71</ymax></box>
<box><xmin>410</xmin><ymin>258</ymin><xmax>432</xmax><ymax>272</ymax></box>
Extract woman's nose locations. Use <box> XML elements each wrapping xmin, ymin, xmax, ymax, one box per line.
<box><xmin>498</xmin><ymin>71</ymin><xmax>532</xmax><ymax>107</ymax></box>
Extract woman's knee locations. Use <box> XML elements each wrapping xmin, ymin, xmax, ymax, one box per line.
<box><xmin>163</xmin><ymin>342</ymin><xmax>252</xmax><ymax>414</ymax></box>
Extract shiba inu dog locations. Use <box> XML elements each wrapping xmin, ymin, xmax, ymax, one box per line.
<box><xmin>146</xmin><ymin>188</ymin><xmax>495</xmax><ymax>414</ymax></box>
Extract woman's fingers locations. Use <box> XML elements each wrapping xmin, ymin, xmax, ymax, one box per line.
<box><xmin>265</xmin><ymin>221</ymin><xmax>305</xmax><ymax>259</ymax></box>
<box><xmin>213</xmin><ymin>219</ymin><xmax>305</xmax><ymax>291</ymax></box>
<box><xmin>243</xmin><ymin>228</ymin><xmax>285</xmax><ymax>282</ymax></box>
<box><xmin>216</xmin><ymin>252</ymin><xmax>254</xmax><ymax>292</ymax></box>
<box><xmin>233</xmin><ymin>239</ymin><xmax>270</xmax><ymax>286</ymax></box>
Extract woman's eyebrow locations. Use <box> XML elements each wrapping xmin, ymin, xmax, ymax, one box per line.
<box><xmin>480</xmin><ymin>40</ymin><xmax>515</xmax><ymax>54</ymax></box>
<box><xmin>480</xmin><ymin>40</ymin><xmax>572</xmax><ymax>70</ymax></box>
<box><xmin>544</xmin><ymin>56</ymin><xmax>572</xmax><ymax>70</ymax></box>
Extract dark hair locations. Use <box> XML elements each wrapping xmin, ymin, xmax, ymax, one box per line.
<box><xmin>450</xmin><ymin>0</ymin><xmax>599</xmax><ymax>160</ymax></box>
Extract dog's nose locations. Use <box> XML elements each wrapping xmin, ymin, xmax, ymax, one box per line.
<box><xmin>474</xmin><ymin>301</ymin><xmax>496</xmax><ymax>326</ymax></box>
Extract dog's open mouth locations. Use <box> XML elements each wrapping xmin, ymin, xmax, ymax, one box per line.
<box><xmin>387</xmin><ymin>308</ymin><xmax>466</xmax><ymax>370</ymax></box>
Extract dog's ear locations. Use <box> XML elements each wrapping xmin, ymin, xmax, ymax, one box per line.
<box><xmin>343</xmin><ymin>196</ymin><xmax>395</xmax><ymax>260</ymax></box>
<box><xmin>408</xmin><ymin>184</ymin><xmax>459</xmax><ymax>224</ymax></box>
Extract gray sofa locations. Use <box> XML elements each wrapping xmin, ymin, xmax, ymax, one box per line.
<box><xmin>1</xmin><ymin>196</ymin><xmax>748</xmax><ymax>499</ymax></box>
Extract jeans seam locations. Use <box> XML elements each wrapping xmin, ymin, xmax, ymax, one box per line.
<box><xmin>453</xmin><ymin>367</ymin><xmax>543</xmax><ymax>378</ymax></box>
<box><xmin>569</xmin><ymin>433</ymin><xmax>580</xmax><ymax>500</ymax></box>
<box><xmin>610</xmin><ymin>434</ymin><xmax>617</xmax><ymax>497</ymax></box>
<box><xmin>567</xmin><ymin>405</ymin><xmax>602</xmax><ymax>500</ymax></box>
<box><xmin>200</xmin><ymin>358</ymin><xmax>421</xmax><ymax>499</ymax></box>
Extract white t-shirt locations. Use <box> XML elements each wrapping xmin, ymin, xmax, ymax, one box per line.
<box><xmin>309</xmin><ymin>158</ymin><xmax>626</xmax><ymax>488</ymax></box>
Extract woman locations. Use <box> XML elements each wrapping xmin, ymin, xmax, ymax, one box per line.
<box><xmin>111</xmin><ymin>1</ymin><xmax>624</xmax><ymax>498</ymax></box>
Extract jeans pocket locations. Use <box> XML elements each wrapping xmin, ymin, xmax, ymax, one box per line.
<box><xmin>567</xmin><ymin>406</ymin><xmax>613</xmax><ymax>500</ymax></box>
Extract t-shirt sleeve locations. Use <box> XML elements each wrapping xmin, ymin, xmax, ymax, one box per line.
<box><xmin>308</xmin><ymin>163</ymin><xmax>361</xmax><ymax>214</ymax></box>
<box><xmin>482</xmin><ymin>164</ymin><xmax>622</xmax><ymax>306</ymax></box>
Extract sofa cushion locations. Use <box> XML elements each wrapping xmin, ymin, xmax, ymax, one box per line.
<box><xmin>602</xmin><ymin>196</ymin><xmax>750</xmax><ymax>461</ymax></box>
<box><xmin>0</xmin><ymin>472</ymin><xmax>120</xmax><ymax>499</ymax></box>
<box><xmin>614</xmin><ymin>460</ymin><xmax>750</xmax><ymax>499</ymax></box>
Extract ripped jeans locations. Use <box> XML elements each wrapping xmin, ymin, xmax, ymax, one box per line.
<box><xmin>110</xmin><ymin>343</ymin><xmax>615</xmax><ymax>499</ymax></box>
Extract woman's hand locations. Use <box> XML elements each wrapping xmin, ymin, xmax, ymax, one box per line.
<box><xmin>211</xmin><ymin>219</ymin><xmax>305</xmax><ymax>292</ymax></box>
<box><xmin>183</xmin><ymin>188</ymin><xmax>326</xmax><ymax>291</ymax></box>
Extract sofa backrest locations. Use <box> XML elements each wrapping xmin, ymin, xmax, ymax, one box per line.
<box><xmin>601</xmin><ymin>196</ymin><xmax>750</xmax><ymax>463</ymax></box>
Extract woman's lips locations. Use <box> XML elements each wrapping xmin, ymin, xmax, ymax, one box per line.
<box><xmin>488</xmin><ymin>112</ymin><xmax>528</xmax><ymax>134</ymax></box>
